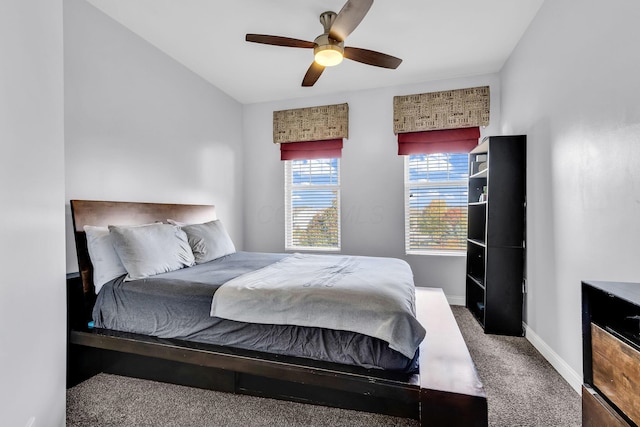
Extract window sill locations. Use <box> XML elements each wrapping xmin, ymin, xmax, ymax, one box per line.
<box><xmin>285</xmin><ymin>247</ymin><xmax>341</xmax><ymax>253</ymax></box>
<box><xmin>406</xmin><ymin>250</ymin><xmax>466</xmax><ymax>257</ymax></box>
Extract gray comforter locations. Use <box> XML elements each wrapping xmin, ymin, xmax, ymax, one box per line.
<box><xmin>92</xmin><ymin>251</ymin><xmax>420</xmax><ymax>371</ymax></box>
<box><xmin>211</xmin><ymin>253</ymin><xmax>425</xmax><ymax>359</ymax></box>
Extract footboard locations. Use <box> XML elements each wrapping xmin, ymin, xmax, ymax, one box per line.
<box><xmin>415</xmin><ymin>288</ymin><xmax>488</xmax><ymax>426</ymax></box>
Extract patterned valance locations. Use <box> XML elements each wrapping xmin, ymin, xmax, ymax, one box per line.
<box><xmin>273</xmin><ymin>103</ymin><xmax>349</xmax><ymax>144</ymax></box>
<box><xmin>393</xmin><ymin>86</ymin><xmax>490</xmax><ymax>134</ymax></box>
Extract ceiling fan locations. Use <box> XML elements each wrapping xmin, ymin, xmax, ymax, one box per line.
<box><xmin>245</xmin><ymin>0</ymin><xmax>402</xmax><ymax>87</ymax></box>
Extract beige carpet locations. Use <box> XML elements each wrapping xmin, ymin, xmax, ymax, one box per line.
<box><xmin>67</xmin><ymin>373</ymin><xmax>417</xmax><ymax>427</ymax></box>
<box><xmin>452</xmin><ymin>306</ymin><xmax>581</xmax><ymax>426</ymax></box>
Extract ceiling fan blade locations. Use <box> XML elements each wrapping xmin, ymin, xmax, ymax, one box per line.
<box><xmin>343</xmin><ymin>46</ymin><xmax>402</xmax><ymax>69</ymax></box>
<box><xmin>302</xmin><ymin>62</ymin><xmax>325</xmax><ymax>87</ymax></box>
<box><xmin>245</xmin><ymin>34</ymin><xmax>315</xmax><ymax>49</ymax></box>
<box><xmin>329</xmin><ymin>0</ymin><xmax>373</xmax><ymax>42</ymax></box>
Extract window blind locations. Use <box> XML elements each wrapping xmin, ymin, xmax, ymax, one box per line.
<box><xmin>285</xmin><ymin>158</ymin><xmax>340</xmax><ymax>251</ymax></box>
<box><xmin>405</xmin><ymin>153</ymin><xmax>469</xmax><ymax>254</ymax></box>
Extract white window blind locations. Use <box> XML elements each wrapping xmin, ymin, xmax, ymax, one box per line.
<box><xmin>405</xmin><ymin>153</ymin><xmax>469</xmax><ymax>254</ymax></box>
<box><xmin>285</xmin><ymin>158</ymin><xmax>340</xmax><ymax>251</ymax></box>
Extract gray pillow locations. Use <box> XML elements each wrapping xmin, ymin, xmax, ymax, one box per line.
<box><xmin>109</xmin><ymin>223</ymin><xmax>195</xmax><ymax>280</ymax></box>
<box><xmin>180</xmin><ymin>219</ymin><xmax>236</xmax><ymax>264</ymax></box>
<box><xmin>83</xmin><ymin>225</ymin><xmax>127</xmax><ymax>293</ymax></box>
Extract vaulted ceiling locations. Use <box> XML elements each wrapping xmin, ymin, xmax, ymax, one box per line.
<box><xmin>85</xmin><ymin>0</ymin><xmax>544</xmax><ymax>104</ymax></box>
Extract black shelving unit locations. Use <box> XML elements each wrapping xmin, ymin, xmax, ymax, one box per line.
<box><xmin>465</xmin><ymin>135</ymin><xmax>526</xmax><ymax>336</ymax></box>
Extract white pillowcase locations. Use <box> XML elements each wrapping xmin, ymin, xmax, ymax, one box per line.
<box><xmin>177</xmin><ymin>219</ymin><xmax>236</xmax><ymax>264</ymax></box>
<box><xmin>109</xmin><ymin>223</ymin><xmax>195</xmax><ymax>280</ymax></box>
<box><xmin>83</xmin><ymin>225</ymin><xmax>128</xmax><ymax>294</ymax></box>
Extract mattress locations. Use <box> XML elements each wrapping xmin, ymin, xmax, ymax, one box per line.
<box><xmin>93</xmin><ymin>251</ymin><xmax>419</xmax><ymax>371</ymax></box>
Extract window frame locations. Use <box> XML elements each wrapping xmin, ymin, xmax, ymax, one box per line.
<box><xmin>284</xmin><ymin>158</ymin><xmax>341</xmax><ymax>252</ymax></box>
<box><xmin>404</xmin><ymin>152</ymin><xmax>469</xmax><ymax>256</ymax></box>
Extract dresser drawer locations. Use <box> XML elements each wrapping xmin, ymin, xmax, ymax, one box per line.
<box><xmin>592</xmin><ymin>323</ymin><xmax>640</xmax><ymax>425</ymax></box>
<box><xmin>582</xmin><ymin>385</ymin><xmax>630</xmax><ymax>427</ymax></box>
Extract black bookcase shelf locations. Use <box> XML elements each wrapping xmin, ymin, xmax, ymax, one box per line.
<box><xmin>465</xmin><ymin>135</ymin><xmax>526</xmax><ymax>336</ymax></box>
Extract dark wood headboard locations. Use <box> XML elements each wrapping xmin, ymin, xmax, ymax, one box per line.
<box><xmin>70</xmin><ymin>200</ymin><xmax>217</xmax><ymax>295</ymax></box>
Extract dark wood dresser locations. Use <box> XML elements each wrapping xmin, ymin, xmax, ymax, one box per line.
<box><xmin>582</xmin><ymin>280</ymin><xmax>640</xmax><ymax>426</ymax></box>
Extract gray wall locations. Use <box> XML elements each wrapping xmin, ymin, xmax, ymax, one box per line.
<box><xmin>8</xmin><ymin>0</ymin><xmax>628</xmax><ymax>422</ymax></box>
<box><xmin>0</xmin><ymin>0</ymin><xmax>66</xmax><ymax>425</ymax></box>
<box><xmin>64</xmin><ymin>0</ymin><xmax>245</xmax><ymax>272</ymax></box>
<box><xmin>243</xmin><ymin>75</ymin><xmax>501</xmax><ymax>302</ymax></box>
<box><xmin>501</xmin><ymin>0</ymin><xmax>640</xmax><ymax>390</ymax></box>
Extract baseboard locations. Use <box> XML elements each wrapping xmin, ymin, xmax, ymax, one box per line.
<box><xmin>523</xmin><ymin>322</ymin><xmax>582</xmax><ymax>394</ymax></box>
<box><xmin>446</xmin><ymin>295</ymin><xmax>465</xmax><ymax>306</ymax></box>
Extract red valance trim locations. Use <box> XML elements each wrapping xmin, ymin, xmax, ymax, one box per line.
<box><xmin>397</xmin><ymin>127</ymin><xmax>480</xmax><ymax>155</ymax></box>
<box><xmin>280</xmin><ymin>139</ymin><xmax>343</xmax><ymax>161</ymax></box>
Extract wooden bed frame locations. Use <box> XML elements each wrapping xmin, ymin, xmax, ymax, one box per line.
<box><xmin>67</xmin><ymin>199</ymin><xmax>487</xmax><ymax>426</ymax></box>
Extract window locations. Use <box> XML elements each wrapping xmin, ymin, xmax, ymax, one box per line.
<box><xmin>285</xmin><ymin>158</ymin><xmax>340</xmax><ymax>251</ymax></box>
<box><xmin>405</xmin><ymin>153</ymin><xmax>469</xmax><ymax>254</ymax></box>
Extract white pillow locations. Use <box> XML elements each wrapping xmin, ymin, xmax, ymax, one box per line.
<box><xmin>109</xmin><ymin>223</ymin><xmax>195</xmax><ymax>280</ymax></box>
<box><xmin>178</xmin><ymin>220</ymin><xmax>236</xmax><ymax>264</ymax></box>
<box><xmin>83</xmin><ymin>225</ymin><xmax>127</xmax><ymax>294</ymax></box>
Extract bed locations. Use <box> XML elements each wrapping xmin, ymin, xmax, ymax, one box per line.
<box><xmin>67</xmin><ymin>199</ymin><xmax>488</xmax><ymax>426</ymax></box>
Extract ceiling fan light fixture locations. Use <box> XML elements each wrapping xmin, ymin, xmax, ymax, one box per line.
<box><xmin>313</xmin><ymin>33</ymin><xmax>345</xmax><ymax>67</ymax></box>
<box><xmin>314</xmin><ymin>45</ymin><xmax>344</xmax><ymax>67</ymax></box>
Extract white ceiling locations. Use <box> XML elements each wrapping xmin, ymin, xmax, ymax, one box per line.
<box><xmin>85</xmin><ymin>0</ymin><xmax>544</xmax><ymax>104</ymax></box>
